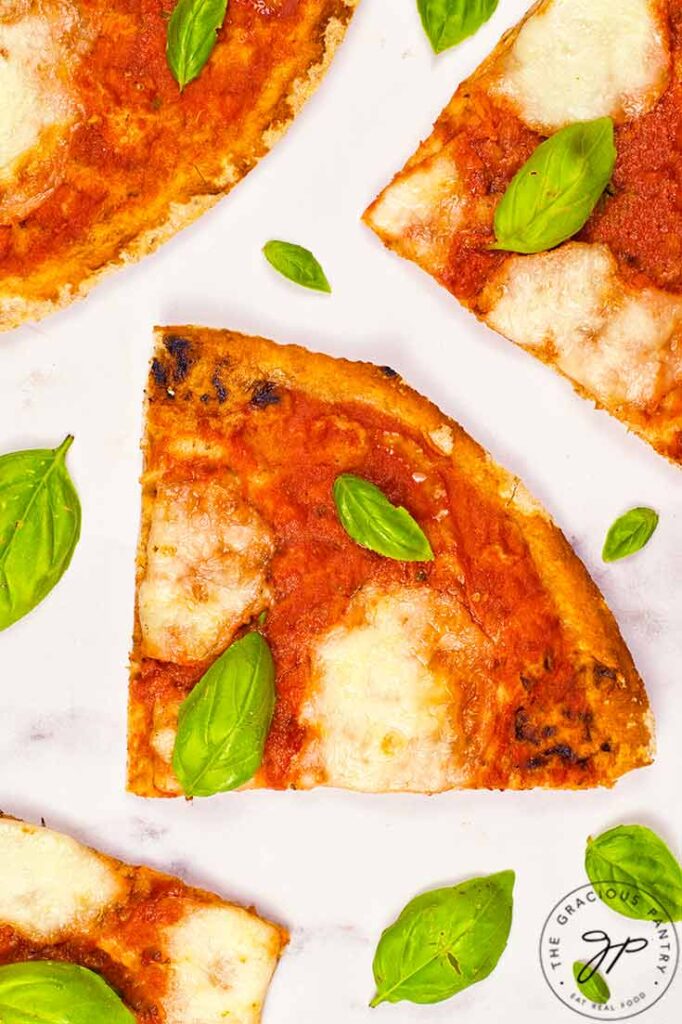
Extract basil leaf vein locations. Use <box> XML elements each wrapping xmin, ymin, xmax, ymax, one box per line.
<box><xmin>585</xmin><ymin>824</ymin><xmax>682</xmax><ymax>922</ymax></box>
<box><xmin>602</xmin><ymin>507</ymin><xmax>659</xmax><ymax>563</ymax></box>
<box><xmin>573</xmin><ymin>961</ymin><xmax>610</xmax><ymax>1004</ymax></box>
<box><xmin>172</xmin><ymin>631</ymin><xmax>275</xmax><ymax>797</ymax></box>
<box><xmin>0</xmin><ymin>961</ymin><xmax>134</xmax><ymax>1024</ymax></box>
<box><xmin>417</xmin><ymin>0</ymin><xmax>499</xmax><ymax>54</ymax></box>
<box><xmin>493</xmin><ymin>118</ymin><xmax>616</xmax><ymax>254</ymax></box>
<box><xmin>0</xmin><ymin>436</ymin><xmax>81</xmax><ymax>631</ymax></box>
<box><xmin>371</xmin><ymin>870</ymin><xmax>515</xmax><ymax>1006</ymax></box>
<box><xmin>167</xmin><ymin>0</ymin><xmax>228</xmax><ymax>90</ymax></box>
<box><xmin>263</xmin><ymin>240</ymin><xmax>331</xmax><ymax>292</ymax></box>
<box><xmin>333</xmin><ymin>474</ymin><xmax>434</xmax><ymax>562</ymax></box>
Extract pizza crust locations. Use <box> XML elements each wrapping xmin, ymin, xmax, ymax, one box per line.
<box><xmin>0</xmin><ymin>1</ymin><xmax>358</xmax><ymax>331</ymax></box>
<box><xmin>128</xmin><ymin>326</ymin><xmax>654</xmax><ymax>797</ymax></box>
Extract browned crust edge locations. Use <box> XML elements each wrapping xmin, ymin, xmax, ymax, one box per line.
<box><xmin>0</xmin><ymin>0</ymin><xmax>359</xmax><ymax>333</ymax></box>
<box><xmin>128</xmin><ymin>325</ymin><xmax>654</xmax><ymax>797</ymax></box>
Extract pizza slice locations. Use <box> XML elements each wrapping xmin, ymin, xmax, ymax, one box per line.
<box><xmin>0</xmin><ymin>0</ymin><xmax>357</xmax><ymax>331</ymax></box>
<box><xmin>0</xmin><ymin>814</ymin><xmax>286</xmax><ymax>1023</ymax></box>
<box><xmin>128</xmin><ymin>326</ymin><xmax>653</xmax><ymax>797</ymax></box>
<box><xmin>364</xmin><ymin>0</ymin><xmax>682</xmax><ymax>465</ymax></box>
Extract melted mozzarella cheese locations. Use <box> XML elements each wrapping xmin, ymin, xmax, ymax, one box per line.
<box><xmin>0</xmin><ymin>3</ymin><xmax>78</xmax><ymax>176</ymax></box>
<box><xmin>0</xmin><ymin>818</ymin><xmax>124</xmax><ymax>941</ymax></box>
<box><xmin>161</xmin><ymin>904</ymin><xmax>282</xmax><ymax>1024</ymax></box>
<box><xmin>139</xmin><ymin>477</ymin><xmax>274</xmax><ymax>665</ymax></box>
<box><xmin>300</xmin><ymin>586</ymin><xmax>483</xmax><ymax>792</ymax></box>
<box><xmin>482</xmin><ymin>243</ymin><xmax>682</xmax><ymax>409</ymax></box>
<box><xmin>365</xmin><ymin>149</ymin><xmax>465</xmax><ymax>270</ymax></box>
<box><xmin>491</xmin><ymin>0</ymin><xmax>668</xmax><ymax>131</ymax></box>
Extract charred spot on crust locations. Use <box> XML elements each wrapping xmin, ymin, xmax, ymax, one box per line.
<box><xmin>514</xmin><ymin>707</ymin><xmax>539</xmax><ymax>745</ymax></box>
<box><xmin>164</xmin><ymin>335</ymin><xmax>193</xmax><ymax>382</ymax></box>
<box><xmin>542</xmin><ymin>725</ymin><xmax>556</xmax><ymax>739</ymax></box>
<box><xmin>543</xmin><ymin>652</ymin><xmax>555</xmax><ymax>673</ymax></box>
<box><xmin>520</xmin><ymin>674</ymin><xmax>536</xmax><ymax>691</ymax></box>
<box><xmin>526</xmin><ymin>756</ymin><xmax>545</xmax><ymax>769</ymax></box>
<box><xmin>150</xmin><ymin>359</ymin><xmax>168</xmax><ymax>387</ymax></box>
<box><xmin>212</xmin><ymin>368</ymin><xmax>228</xmax><ymax>404</ymax></box>
<box><xmin>544</xmin><ymin>744</ymin><xmax>577</xmax><ymax>763</ymax></box>
<box><xmin>593</xmin><ymin>662</ymin><xmax>618</xmax><ymax>683</ymax></box>
<box><xmin>251</xmin><ymin>380</ymin><xmax>280</xmax><ymax>408</ymax></box>
<box><xmin>379</xmin><ymin>365</ymin><xmax>398</xmax><ymax>378</ymax></box>
<box><xmin>601</xmin><ymin>741</ymin><xmax>612</xmax><ymax>753</ymax></box>
<box><xmin>200</xmin><ymin>393</ymin><xmax>210</xmax><ymax>404</ymax></box>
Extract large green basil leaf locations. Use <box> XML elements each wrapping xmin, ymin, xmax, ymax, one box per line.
<box><xmin>167</xmin><ymin>0</ymin><xmax>228</xmax><ymax>90</ymax></box>
<box><xmin>0</xmin><ymin>961</ymin><xmax>134</xmax><ymax>1024</ymax></box>
<box><xmin>585</xmin><ymin>825</ymin><xmax>682</xmax><ymax>922</ymax></box>
<box><xmin>0</xmin><ymin>436</ymin><xmax>81</xmax><ymax>631</ymax></box>
<box><xmin>417</xmin><ymin>0</ymin><xmax>499</xmax><ymax>54</ymax></box>
<box><xmin>263</xmin><ymin>240</ymin><xmax>331</xmax><ymax>293</ymax></box>
<box><xmin>371</xmin><ymin>870</ymin><xmax>514</xmax><ymax>1006</ymax></box>
<box><xmin>602</xmin><ymin>507</ymin><xmax>659</xmax><ymax>563</ymax></box>
<box><xmin>173</xmin><ymin>631</ymin><xmax>275</xmax><ymax>797</ymax></box>
<box><xmin>573</xmin><ymin>961</ymin><xmax>610</xmax><ymax>1004</ymax></box>
<box><xmin>493</xmin><ymin>118</ymin><xmax>616</xmax><ymax>254</ymax></box>
<box><xmin>333</xmin><ymin>474</ymin><xmax>433</xmax><ymax>562</ymax></box>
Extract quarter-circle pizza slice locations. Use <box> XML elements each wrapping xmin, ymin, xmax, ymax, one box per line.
<box><xmin>0</xmin><ymin>0</ymin><xmax>358</xmax><ymax>331</ymax></box>
<box><xmin>364</xmin><ymin>0</ymin><xmax>682</xmax><ymax>465</ymax></box>
<box><xmin>0</xmin><ymin>814</ymin><xmax>286</xmax><ymax>1023</ymax></box>
<box><xmin>128</xmin><ymin>326</ymin><xmax>653</xmax><ymax>797</ymax></box>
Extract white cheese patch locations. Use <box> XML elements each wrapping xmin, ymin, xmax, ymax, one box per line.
<box><xmin>0</xmin><ymin>4</ymin><xmax>77</xmax><ymax>177</ymax></box>
<box><xmin>139</xmin><ymin>477</ymin><xmax>274</xmax><ymax>665</ymax></box>
<box><xmin>0</xmin><ymin>818</ymin><xmax>124</xmax><ymax>941</ymax></box>
<box><xmin>300</xmin><ymin>585</ymin><xmax>484</xmax><ymax>792</ymax></box>
<box><xmin>161</xmin><ymin>904</ymin><xmax>281</xmax><ymax>1024</ymax></box>
<box><xmin>366</xmin><ymin>149</ymin><xmax>465</xmax><ymax>270</ymax></box>
<box><xmin>483</xmin><ymin>243</ymin><xmax>682</xmax><ymax>410</ymax></box>
<box><xmin>491</xmin><ymin>0</ymin><xmax>668</xmax><ymax>131</ymax></box>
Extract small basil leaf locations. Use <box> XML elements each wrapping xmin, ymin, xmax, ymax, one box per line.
<box><xmin>263</xmin><ymin>240</ymin><xmax>331</xmax><ymax>293</ymax></box>
<box><xmin>585</xmin><ymin>825</ymin><xmax>682</xmax><ymax>922</ymax></box>
<box><xmin>173</xmin><ymin>631</ymin><xmax>275</xmax><ymax>797</ymax></box>
<box><xmin>0</xmin><ymin>436</ymin><xmax>81</xmax><ymax>631</ymax></box>
<box><xmin>167</xmin><ymin>0</ymin><xmax>228</xmax><ymax>90</ymax></box>
<box><xmin>417</xmin><ymin>0</ymin><xmax>499</xmax><ymax>54</ymax></box>
<box><xmin>602</xmin><ymin>507</ymin><xmax>658</xmax><ymax>563</ymax></box>
<box><xmin>333</xmin><ymin>474</ymin><xmax>434</xmax><ymax>562</ymax></box>
<box><xmin>0</xmin><ymin>961</ymin><xmax>134</xmax><ymax>1024</ymax></box>
<box><xmin>493</xmin><ymin>118</ymin><xmax>616</xmax><ymax>254</ymax></box>
<box><xmin>573</xmin><ymin>961</ymin><xmax>610</xmax><ymax>1004</ymax></box>
<box><xmin>371</xmin><ymin>870</ymin><xmax>515</xmax><ymax>1006</ymax></box>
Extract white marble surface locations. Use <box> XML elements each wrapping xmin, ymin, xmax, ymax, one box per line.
<box><xmin>1</xmin><ymin>1</ymin><xmax>681</xmax><ymax>1021</ymax></box>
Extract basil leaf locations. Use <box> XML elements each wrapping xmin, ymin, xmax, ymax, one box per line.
<box><xmin>0</xmin><ymin>436</ymin><xmax>81</xmax><ymax>631</ymax></box>
<box><xmin>417</xmin><ymin>0</ymin><xmax>499</xmax><ymax>54</ymax></box>
<box><xmin>602</xmin><ymin>507</ymin><xmax>659</xmax><ymax>563</ymax></box>
<box><xmin>263</xmin><ymin>240</ymin><xmax>331</xmax><ymax>293</ymax></box>
<box><xmin>0</xmin><ymin>961</ymin><xmax>134</xmax><ymax>1024</ymax></box>
<box><xmin>585</xmin><ymin>825</ymin><xmax>682</xmax><ymax>922</ymax></box>
<box><xmin>493</xmin><ymin>118</ymin><xmax>616</xmax><ymax>254</ymax></box>
<box><xmin>333</xmin><ymin>474</ymin><xmax>434</xmax><ymax>562</ymax></box>
<box><xmin>371</xmin><ymin>871</ymin><xmax>515</xmax><ymax>1006</ymax></box>
<box><xmin>173</xmin><ymin>631</ymin><xmax>275</xmax><ymax>797</ymax></box>
<box><xmin>167</xmin><ymin>0</ymin><xmax>228</xmax><ymax>90</ymax></box>
<box><xmin>573</xmin><ymin>961</ymin><xmax>610</xmax><ymax>1004</ymax></box>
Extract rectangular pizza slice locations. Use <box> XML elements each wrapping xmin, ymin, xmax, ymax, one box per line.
<box><xmin>128</xmin><ymin>326</ymin><xmax>653</xmax><ymax>798</ymax></box>
<box><xmin>364</xmin><ymin>0</ymin><xmax>682</xmax><ymax>465</ymax></box>
<box><xmin>0</xmin><ymin>814</ymin><xmax>286</xmax><ymax>1023</ymax></box>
